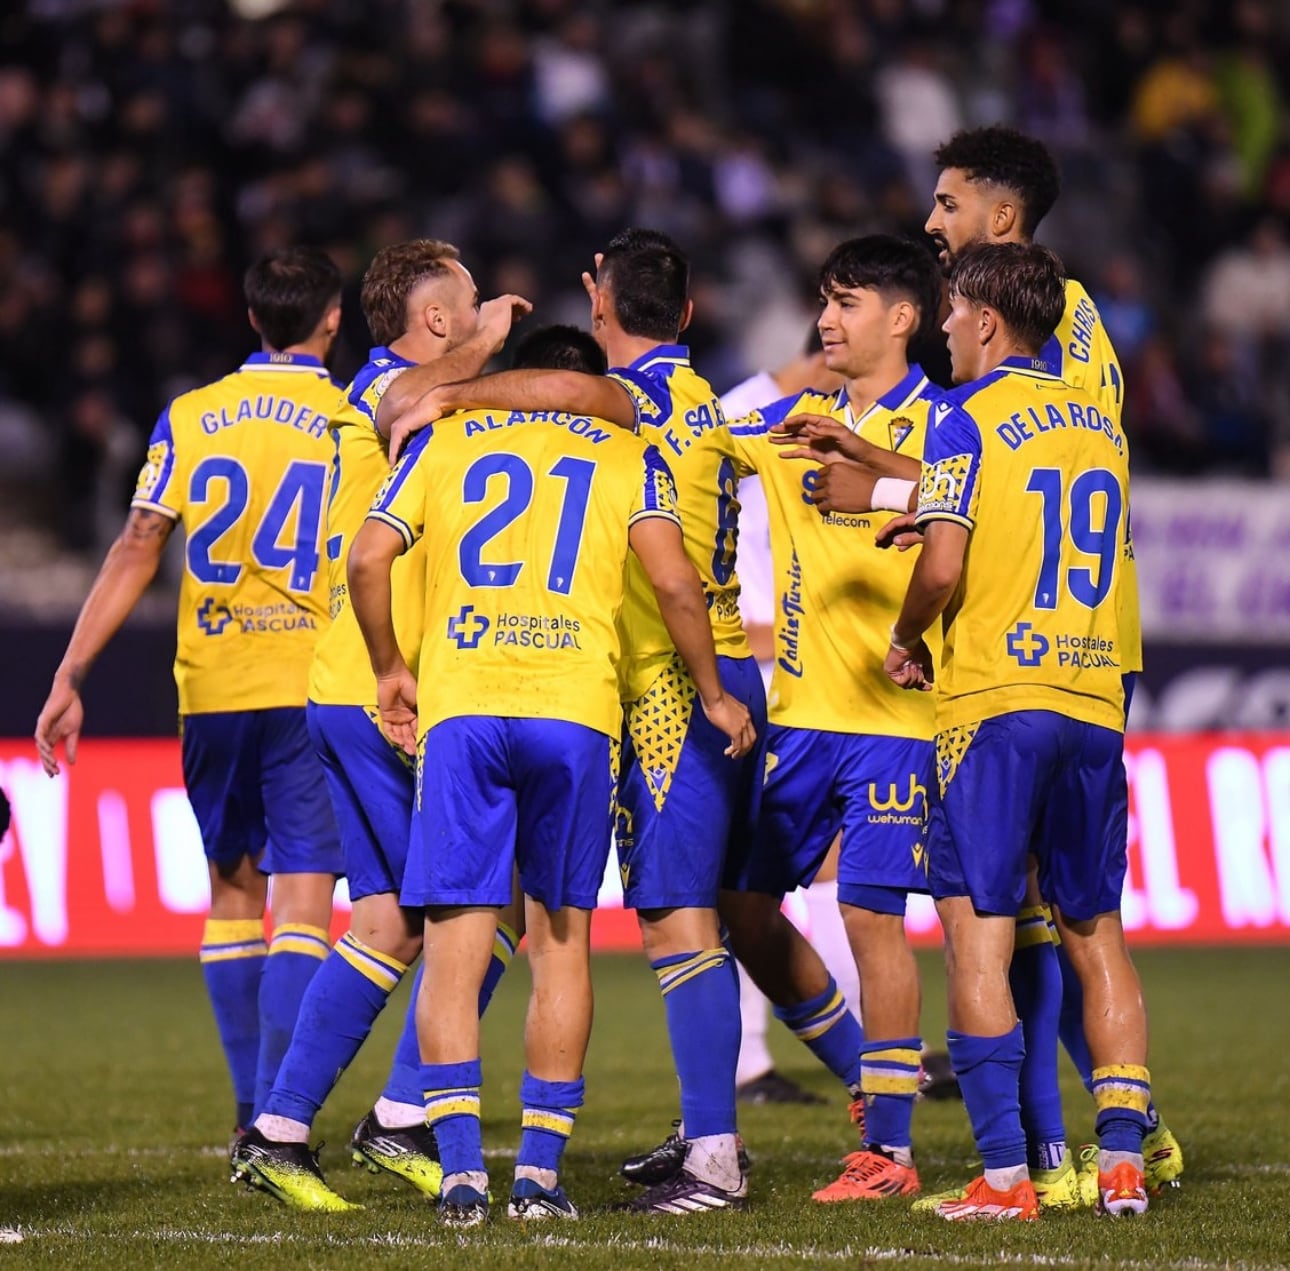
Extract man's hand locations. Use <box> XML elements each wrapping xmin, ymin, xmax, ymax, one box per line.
<box><xmin>809</xmin><ymin>459</ymin><xmax>881</xmax><ymax>515</ymax></box>
<box><xmin>700</xmin><ymin>693</ymin><xmax>756</xmax><ymax>759</ymax></box>
<box><xmin>770</xmin><ymin>415</ymin><xmax>888</xmax><ymax>466</ymax></box>
<box><xmin>376</xmin><ymin>667</ymin><xmax>419</xmax><ymax>756</ymax></box>
<box><xmin>385</xmin><ymin>292</ymin><xmax>532</xmax><ymax>462</ymax></box>
<box><xmin>477</xmin><ymin>293</ymin><xmax>533</xmax><ymax>354</ymax></box>
<box><xmin>35</xmin><ymin>677</ymin><xmax>85</xmax><ymax>776</ymax></box>
<box><xmin>883</xmin><ymin>638</ymin><xmax>935</xmax><ymax>692</ymax></box>
<box><xmin>389</xmin><ymin>385</ymin><xmax>449</xmax><ymax>463</ymax></box>
<box><xmin>875</xmin><ymin>512</ymin><xmax>924</xmax><ymax>551</ymax></box>
<box><xmin>581</xmin><ymin>252</ymin><xmax>605</xmax><ymax>324</ymax></box>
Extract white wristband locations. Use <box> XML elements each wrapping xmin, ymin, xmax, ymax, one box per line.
<box><xmin>872</xmin><ymin>477</ymin><xmax>917</xmax><ymax>513</ymax></box>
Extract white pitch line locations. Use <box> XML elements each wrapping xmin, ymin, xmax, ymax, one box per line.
<box><xmin>0</xmin><ymin>1143</ymin><xmax>520</xmax><ymax>1160</ymax></box>
<box><xmin>21</xmin><ymin>1225</ymin><xmax>1289</xmax><ymax>1271</ymax></box>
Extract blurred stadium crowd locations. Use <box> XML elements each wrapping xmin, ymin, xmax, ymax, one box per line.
<box><xmin>2</xmin><ymin>0</ymin><xmax>1290</xmax><ymax>575</ymax></box>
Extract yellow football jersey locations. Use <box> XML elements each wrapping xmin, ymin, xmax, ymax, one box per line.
<box><xmin>608</xmin><ymin>345</ymin><xmax>751</xmax><ymax>699</ymax></box>
<box><xmin>367</xmin><ymin>408</ymin><xmax>680</xmax><ymax>739</ymax></box>
<box><xmin>915</xmin><ymin>358</ymin><xmax>1130</xmax><ymax>733</ymax></box>
<box><xmin>131</xmin><ymin>352</ymin><xmax>339</xmax><ymax>715</ymax></box>
<box><xmin>726</xmin><ymin>366</ymin><xmax>940</xmax><ymax>739</ymax></box>
<box><xmin>1039</xmin><ymin>278</ymin><xmax>1142</xmax><ymax>674</ymax></box>
<box><xmin>307</xmin><ymin>348</ymin><xmax>428</xmax><ymax>708</ymax></box>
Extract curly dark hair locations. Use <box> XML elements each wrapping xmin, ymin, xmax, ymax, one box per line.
<box><xmin>933</xmin><ymin>126</ymin><xmax>1061</xmax><ymax>238</ymax></box>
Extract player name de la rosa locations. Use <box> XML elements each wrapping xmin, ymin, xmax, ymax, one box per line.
<box><xmin>994</xmin><ymin>399</ymin><xmax>1124</xmax><ymax>454</ymax></box>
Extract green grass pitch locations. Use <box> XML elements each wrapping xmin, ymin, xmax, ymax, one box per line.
<box><xmin>2</xmin><ymin>948</ymin><xmax>1288</xmax><ymax>1270</ymax></box>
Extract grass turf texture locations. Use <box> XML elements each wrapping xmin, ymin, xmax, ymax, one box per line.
<box><xmin>1</xmin><ymin>949</ymin><xmax>1288</xmax><ymax>1270</ymax></box>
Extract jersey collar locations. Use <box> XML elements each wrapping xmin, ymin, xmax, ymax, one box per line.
<box><xmin>624</xmin><ymin>343</ymin><xmax>690</xmax><ymax>373</ymax></box>
<box><xmin>999</xmin><ymin>353</ymin><xmax>1063</xmax><ymax>381</ymax></box>
<box><xmin>837</xmin><ymin>363</ymin><xmax>929</xmax><ymax>431</ymax></box>
<box><xmin>241</xmin><ymin>351</ymin><xmax>327</xmax><ymax>371</ymax></box>
<box><xmin>368</xmin><ymin>345</ymin><xmax>416</xmax><ymax>369</ymax></box>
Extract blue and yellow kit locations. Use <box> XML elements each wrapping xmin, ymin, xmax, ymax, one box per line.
<box><xmin>608</xmin><ymin>344</ymin><xmax>751</xmax><ymax>699</ymax></box>
<box><xmin>915</xmin><ymin>357</ymin><xmax>1133</xmax><ymax>920</ymax></box>
<box><xmin>721</xmin><ymin>367</ymin><xmax>939</xmax><ymax>906</ymax></box>
<box><xmin>1038</xmin><ymin>278</ymin><xmax>1141</xmax><ymax>675</ymax></box>
<box><xmin>308</xmin><ymin>348</ymin><xmax>425</xmax><ymax>709</ymax></box>
<box><xmin>305</xmin><ymin>346</ymin><xmax>423</xmax><ymax>901</ymax></box>
<box><xmin>132</xmin><ymin>349</ymin><xmax>342</xmax><ymax>871</ymax></box>
<box><xmin>368</xmin><ymin>408</ymin><xmax>680</xmax><ymax>740</ymax></box>
<box><xmin>915</xmin><ymin>356</ymin><xmax>1130</xmax><ymax>734</ymax></box>
<box><xmin>369</xmin><ymin>408</ymin><xmax>680</xmax><ymax>912</ymax></box>
<box><xmin>132</xmin><ymin>351</ymin><xmax>339</xmax><ymax>715</ymax></box>
<box><xmin>725</xmin><ymin>367</ymin><xmax>940</xmax><ymax>739</ymax></box>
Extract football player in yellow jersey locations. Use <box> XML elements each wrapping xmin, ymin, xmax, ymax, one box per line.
<box><xmin>233</xmin><ymin>241</ymin><xmax>537</xmax><ymax>1212</ymax></box>
<box><xmin>885</xmin><ymin>242</ymin><xmax>1150</xmax><ymax>1221</ymax></box>
<box><xmin>348</xmin><ymin>324</ymin><xmax>753</xmax><ymax>1226</ymax></box>
<box><xmin>712</xmin><ymin>236</ymin><xmax>945</xmax><ymax>1205</ymax></box>
<box><xmin>383</xmin><ymin>229</ymin><xmax>767</xmax><ymax>1215</ymax></box>
<box><xmin>35</xmin><ymin>248</ymin><xmax>346</xmax><ymax>1140</ymax></box>
<box><xmin>922</xmin><ymin>126</ymin><xmax>1181</xmax><ymax>1199</ymax></box>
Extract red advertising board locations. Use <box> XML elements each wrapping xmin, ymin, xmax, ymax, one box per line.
<box><xmin>0</xmin><ymin>735</ymin><xmax>1287</xmax><ymax>957</ymax></box>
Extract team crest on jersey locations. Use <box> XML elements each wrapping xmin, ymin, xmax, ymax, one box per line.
<box><xmin>609</xmin><ymin>373</ymin><xmax>662</xmax><ymax>428</ymax></box>
<box><xmin>888</xmin><ymin>416</ymin><xmax>914</xmax><ymax>452</ymax></box>
<box><xmin>368</xmin><ymin>365</ymin><xmax>407</xmax><ymax>403</ymax></box>
<box><xmin>134</xmin><ymin>440</ymin><xmax>170</xmax><ymax>500</ymax></box>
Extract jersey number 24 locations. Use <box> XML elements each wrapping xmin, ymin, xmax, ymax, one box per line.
<box><xmin>186</xmin><ymin>456</ymin><xmax>327</xmax><ymax>592</ymax></box>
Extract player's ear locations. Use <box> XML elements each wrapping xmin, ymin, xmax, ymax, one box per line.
<box><xmin>978</xmin><ymin>306</ymin><xmax>998</xmax><ymax>346</ymax></box>
<box><xmin>992</xmin><ymin>198</ymin><xmax>1018</xmax><ymax>239</ymax></box>
<box><xmin>424</xmin><ymin>301</ymin><xmax>447</xmax><ymax>338</ymax></box>
<box><xmin>247</xmin><ymin>308</ymin><xmax>262</xmax><ymax>337</ymax></box>
<box><xmin>677</xmin><ymin>297</ymin><xmax>694</xmax><ymax>336</ymax></box>
<box><xmin>324</xmin><ymin>301</ymin><xmax>342</xmax><ymax>337</ymax></box>
<box><xmin>891</xmin><ymin>299</ymin><xmax>917</xmax><ymax>339</ymax></box>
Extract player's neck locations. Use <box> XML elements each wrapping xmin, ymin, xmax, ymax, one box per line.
<box><xmin>603</xmin><ymin>329</ymin><xmax>677</xmax><ymax>369</ymax></box>
<box><xmin>977</xmin><ymin>335</ymin><xmax>1036</xmax><ymax>378</ymax></box>
<box><xmin>388</xmin><ymin>329</ymin><xmax>443</xmax><ymax>363</ymax></box>
<box><xmin>842</xmin><ymin>356</ymin><xmax>911</xmax><ymax>418</ymax></box>
<box><xmin>266</xmin><ymin>338</ymin><xmax>329</xmax><ymax>362</ymax></box>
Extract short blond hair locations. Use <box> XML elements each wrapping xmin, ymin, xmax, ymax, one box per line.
<box><xmin>361</xmin><ymin>239</ymin><xmax>460</xmax><ymax>345</ymax></box>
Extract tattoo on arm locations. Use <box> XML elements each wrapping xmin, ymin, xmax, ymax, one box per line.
<box><xmin>122</xmin><ymin>508</ymin><xmax>177</xmax><ymax>545</ymax></box>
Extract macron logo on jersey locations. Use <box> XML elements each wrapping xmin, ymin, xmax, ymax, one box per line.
<box><xmin>447</xmin><ymin>604</ymin><xmax>490</xmax><ymax>649</ymax></box>
<box><xmin>1006</xmin><ymin>621</ymin><xmax>1050</xmax><ymax>667</ymax></box>
<box><xmin>196</xmin><ymin>597</ymin><xmax>234</xmax><ymax>636</ymax></box>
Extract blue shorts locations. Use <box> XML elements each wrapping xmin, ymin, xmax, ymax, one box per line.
<box><xmin>403</xmin><ymin>715</ymin><xmax>614</xmax><ymax>911</ymax></box>
<box><xmin>307</xmin><ymin>702</ymin><xmax>416</xmax><ymax>903</ymax></box>
<box><xmin>617</xmin><ymin>654</ymin><xmax>767</xmax><ymax>911</ymax></box>
<box><xmin>927</xmin><ymin>711</ymin><xmax>1128</xmax><ymax>921</ymax></box>
<box><xmin>181</xmin><ymin>707</ymin><xmax>342</xmax><ymax>875</ymax></box>
<box><xmin>724</xmin><ymin>726</ymin><xmax>932</xmax><ymax>912</ymax></box>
